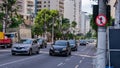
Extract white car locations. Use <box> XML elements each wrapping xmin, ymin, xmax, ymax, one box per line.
<box><xmin>11</xmin><ymin>39</ymin><xmax>40</xmax><ymax>55</ymax></box>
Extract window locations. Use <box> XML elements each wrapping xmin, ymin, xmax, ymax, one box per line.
<box><xmin>48</xmin><ymin>1</ymin><xmax>50</xmax><ymax>3</ymax></box>
<box><xmin>48</xmin><ymin>5</ymin><xmax>50</xmax><ymax>7</ymax></box>
<box><xmin>37</xmin><ymin>5</ymin><xmax>41</xmax><ymax>8</ymax></box>
<box><xmin>44</xmin><ymin>1</ymin><xmax>46</xmax><ymax>3</ymax></box>
<box><xmin>37</xmin><ymin>1</ymin><xmax>41</xmax><ymax>4</ymax></box>
<box><xmin>44</xmin><ymin>5</ymin><xmax>46</xmax><ymax>7</ymax></box>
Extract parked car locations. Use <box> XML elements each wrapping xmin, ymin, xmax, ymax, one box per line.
<box><xmin>49</xmin><ymin>40</ymin><xmax>71</xmax><ymax>56</ymax></box>
<box><xmin>68</xmin><ymin>40</ymin><xmax>78</xmax><ymax>51</ymax></box>
<box><xmin>79</xmin><ymin>40</ymin><xmax>87</xmax><ymax>45</ymax></box>
<box><xmin>11</xmin><ymin>39</ymin><xmax>40</xmax><ymax>55</ymax></box>
<box><xmin>36</xmin><ymin>38</ymin><xmax>47</xmax><ymax>48</ymax></box>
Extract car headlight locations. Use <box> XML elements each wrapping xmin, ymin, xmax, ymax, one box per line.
<box><xmin>62</xmin><ymin>48</ymin><xmax>67</xmax><ymax>51</ymax></box>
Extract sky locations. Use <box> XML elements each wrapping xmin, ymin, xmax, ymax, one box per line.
<box><xmin>82</xmin><ymin>0</ymin><xmax>97</xmax><ymax>14</ymax></box>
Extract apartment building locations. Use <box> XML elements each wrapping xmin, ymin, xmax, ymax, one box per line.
<box><xmin>80</xmin><ymin>12</ymin><xmax>90</xmax><ymax>35</ymax></box>
<box><xmin>108</xmin><ymin>0</ymin><xmax>116</xmax><ymax>18</ymax></box>
<box><xmin>35</xmin><ymin>0</ymin><xmax>64</xmax><ymax>16</ymax></box>
<box><xmin>64</xmin><ymin>0</ymin><xmax>82</xmax><ymax>34</ymax></box>
<box><xmin>109</xmin><ymin>0</ymin><xmax>120</xmax><ymax>27</ymax></box>
<box><xmin>0</xmin><ymin>0</ymin><xmax>64</xmax><ymax>21</ymax></box>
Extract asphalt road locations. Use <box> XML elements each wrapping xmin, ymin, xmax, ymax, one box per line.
<box><xmin>0</xmin><ymin>43</ymin><xmax>96</xmax><ymax>68</ymax></box>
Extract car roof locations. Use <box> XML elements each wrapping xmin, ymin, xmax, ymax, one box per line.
<box><xmin>21</xmin><ymin>38</ymin><xmax>35</xmax><ymax>41</ymax></box>
<box><xmin>55</xmin><ymin>40</ymin><xmax>67</xmax><ymax>42</ymax></box>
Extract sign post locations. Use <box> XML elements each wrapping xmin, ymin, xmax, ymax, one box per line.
<box><xmin>96</xmin><ymin>0</ymin><xmax>107</xmax><ymax>68</ymax></box>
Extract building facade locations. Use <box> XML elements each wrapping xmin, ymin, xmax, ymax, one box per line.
<box><xmin>64</xmin><ymin>0</ymin><xmax>82</xmax><ymax>34</ymax></box>
<box><xmin>112</xmin><ymin>0</ymin><xmax>120</xmax><ymax>27</ymax></box>
<box><xmin>108</xmin><ymin>0</ymin><xmax>116</xmax><ymax>18</ymax></box>
<box><xmin>0</xmin><ymin>0</ymin><xmax>64</xmax><ymax>22</ymax></box>
<box><xmin>80</xmin><ymin>12</ymin><xmax>90</xmax><ymax>35</ymax></box>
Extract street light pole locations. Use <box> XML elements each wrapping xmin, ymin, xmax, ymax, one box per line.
<box><xmin>96</xmin><ymin>0</ymin><xmax>107</xmax><ymax>68</ymax></box>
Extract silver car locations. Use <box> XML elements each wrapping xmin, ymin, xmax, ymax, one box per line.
<box><xmin>11</xmin><ymin>39</ymin><xmax>40</xmax><ymax>55</ymax></box>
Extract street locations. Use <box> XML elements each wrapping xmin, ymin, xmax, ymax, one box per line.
<box><xmin>0</xmin><ymin>43</ymin><xmax>96</xmax><ymax>68</ymax></box>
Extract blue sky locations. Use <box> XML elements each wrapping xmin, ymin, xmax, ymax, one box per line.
<box><xmin>82</xmin><ymin>0</ymin><xmax>97</xmax><ymax>14</ymax></box>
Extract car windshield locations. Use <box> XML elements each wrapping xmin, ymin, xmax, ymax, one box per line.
<box><xmin>54</xmin><ymin>41</ymin><xmax>67</xmax><ymax>46</ymax></box>
<box><xmin>68</xmin><ymin>40</ymin><xmax>75</xmax><ymax>44</ymax></box>
<box><xmin>19</xmin><ymin>39</ymin><xmax>32</xmax><ymax>44</ymax></box>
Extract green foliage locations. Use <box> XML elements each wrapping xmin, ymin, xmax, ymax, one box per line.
<box><xmin>9</xmin><ymin>15</ymin><xmax>23</xmax><ymax>28</ymax></box>
<box><xmin>0</xmin><ymin>0</ymin><xmax>22</xmax><ymax>29</ymax></box>
<box><xmin>0</xmin><ymin>23</ymin><xmax>2</xmax><ymax>31</ymax></box>
<box><xmin>71</xmin><ymin>21</ymin><xmax>77</xmax><ymax>28</ymax></box>
<box><xmin>34</xmin><ymin>9</ymin><xmax>73</xmax><ymax>39</ymax></box>
<box><xmin>85</xmin><ymin>30</ymin><xmax>92</xmax><ymax>39</ymax></box>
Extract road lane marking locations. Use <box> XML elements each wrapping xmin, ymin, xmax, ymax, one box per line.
<box><xmin>65</xmin><ymin>58</ymin><xmax>70</xmax><ymax>61</ymax></box>
<box><xmin>0</xmin><ymin>53</ymin><xmax>10</xmax><ymax>57</ymax></box>
<box><xmin>75</xmin><ymin>65</ymin><xmax>79</xmax><ymax>68</ymax></box>
<box><xmin>82</xmin><ymin>57</ymin><xmax>85</xmax><ymax>60</ymax></box>
<box><xmin>57</xmin><ymin>62</ymin><xmax>64</xmax><ymax>67</ymax></box>
<box><xmin>79</xmin><ymin>60</ymin><xmax>82</xmax><ymax>63</ymax></box>
<box><xmin>40</xmin><ymin>51</ymin><xmax>49</xmax><ymax>54</ymax></box>
<box><xmin>0</xmin><ymin>55</ymin><xmax>41</xmax><ymax>67</ymax></box>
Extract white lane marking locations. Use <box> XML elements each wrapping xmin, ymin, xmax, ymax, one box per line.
<box><xmin>75</xmin><ymin>65</ymin><xmax>79</xmax><ymax>68</ymax></box>
<box><xmin>0</xmin><ymin>55</ymin><xmax>41</xmax><ymax>67</ymax></box>
<box><xmin>65</xmin><ymin>58</ymin><xmax>70</xmax><ymax>61</ymax></box>
<box><xmin>0</xmin><ymin>49</ymin><xmax>11</xmax><ymax>52</ymax></box>
<box><xmin>82</xmin><ymin>57</ymin><xmax>85</xmax><ymax>60</ymax></box>
<box><xmin>40</xmin><ymin>51</ymin><xmax>49</xmax><ymax>54</ymax></box>
<box><xmin>0</xmin><ymin>53</ymin><xmax>9</xmax><ymax>57</ymax></box>
<box><xmin>79</xmin><ymin>60</ymin><xmax>82</xmax><ymax>63</ymax></box>
<box><xmin>57</xmin><ymin>62</ymin><xmax>64</xmax><ymax>67</ymax></box>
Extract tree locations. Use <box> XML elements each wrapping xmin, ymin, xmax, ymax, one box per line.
<box><xmin>71</xmin><ymin>21</ymin><xmax>77</xmax><ymax>28</ymax></box>
<box><xmin>85</xmin><ymin>30</ymin><xmax>92</xmax><ymax>39</ymax></box>
<box><xmin>0</xmin><ymin>0</ymin><xmax>22</xmax><ymax>30</ymax></box>
<box><xmin>34</xmin><ymin>9</ymin><xmax>60</xmax><ymax>40</ymax></box>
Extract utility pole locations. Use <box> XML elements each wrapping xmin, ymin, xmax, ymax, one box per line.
<box><xmin>96</xmin><ymin>0</ymin><xmax>107</xmax><ymax>68</ymax></box>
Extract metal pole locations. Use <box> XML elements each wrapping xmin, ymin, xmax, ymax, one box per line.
<box><xmin>96</xmin><ymin>0</ymin><xmax>107</xmax><ymax>68</ymax></box>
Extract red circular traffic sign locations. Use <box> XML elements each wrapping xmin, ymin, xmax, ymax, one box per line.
<box><xmin>95</xmin><ymin>14</ymin><xmax>107</xmax><ymax>26</ymax></box>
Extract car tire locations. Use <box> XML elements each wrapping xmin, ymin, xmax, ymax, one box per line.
<box><xmin>65</xmin><ymin>52</ymin><xmax>69</xmax><ymax>56</ymax></box>
<box><xmin>28</xmin><ymin>49</ymin><xmax>32</xmax><ymax>56</ymax></box>
<box><xmin>69</xmin><ymin>51</ymin><xmax>71</xmax><ymax>55</ymax></box>
<box><xmin>76</xmin><ymin>48</ymin><xmax>78</xmax><ymax>51</ymax></box>
<box><xmin>36</xmin><ymin>48</ymin><xmax>40</xmax><ymax>54</ymax></box>
<box><xmin>45</xmin><ymin>45</ymin><xmax>47</xmax><ymax>48</ymax></box>
<box><xmin>12</xmin><ymin>53</ymin><xmax>16</xmax><ymax>55</ymax></box>
<box><xmin>49</xmin><ymin>52</ymin><xmax>53</xmax><ymax>56</ymax></box>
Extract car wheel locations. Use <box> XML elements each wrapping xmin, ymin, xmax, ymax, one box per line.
<box><xmin>36</xmin><ymin>48</ymin><xmax>40</xmax><ymax>54</ymax></box>
<box><xmin>69</xmin><ymin>51</ymin><xmax>71</xmax><ymax>55</ymax></box>
<box><xmin>49</xmin><ymin>52</ymin><xmax>53</xmax><ymax>56</ymax></box>
<box><xmin>28</xmin><ymin>49</ymin><xmax>32</xmax><ymax>56</ymax></box>
<box><xmin>76</xmin><ymin>48</ymin><xmax>78</xmax><ymax>51</ymax></box>
<box><xmin>65</xmin><ymin>52</ymin><xmax>69</xmax><ymax>56</ymax></box>
<box><xmin>12</xmin><ymin>53</ymin><xmax>16</xmax><ymax>55</ymax></box>
<box><xmin>45</xmin><ymin>45</ymin><xmax>47</xmax><ymax>48</ymax></box>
